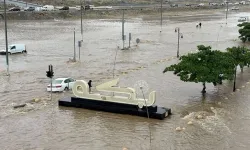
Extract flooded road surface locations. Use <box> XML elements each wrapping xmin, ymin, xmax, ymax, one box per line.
<box><xmin>1</xmin><ymin>11</ymin><xmax>250</xmax><ymax>149</ymax></box>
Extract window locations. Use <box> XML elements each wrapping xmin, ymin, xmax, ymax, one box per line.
<box><xmin>69</xmin><ymin>78</ymin><xmax>75</xmax><ymax>82</ymax></box>
<box><xmin>53</xmin><ymin>80</ymin><xmax>63</xmax><ymax>84</ymax></box>
<box><xmin>11</xmin><ymin>46</ymin><xmax>16</xmax><ymax>49</ymax></box>
<box><xmin>64</xmin><ymin>79</ymin><xmax>69</xmax><ymax>83</ymax></box>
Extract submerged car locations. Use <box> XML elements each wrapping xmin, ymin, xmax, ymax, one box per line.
<box><xmin>9</xmin><ymin>7</ymin><xmax>20</xmax><ymax>11</ymax></box>
<box><xmin>0</xmin><ymin>44</ymin><xmax>27</xmax><ymax>55</ymax></box>
<box><xmin>47</xmin><ymin>78</ymin><xmax>76</xmax><ymax>92</ymax></box>
<box><xmin>170</xmin><ymin>4</ymin><xmax>178</xmax><ymax>7</ymax></box>
<box><xmin>24</xmin><ymin>7</ymin><xmax>35</xmax><ymax>11</ymax></box>
<box><xmin>238</xmin><ymin>16</ymin><xmax>248</xmax><ymax>22</ymax></box>
<box><xmin>59</xmin><ymin>6</ymin><xmax>69</xmax><ymax>10</ymax></box>
<box><xmin>231</xmin><ymin>7</ymin><xmax>239</xmax><ymax>10</ymax></box>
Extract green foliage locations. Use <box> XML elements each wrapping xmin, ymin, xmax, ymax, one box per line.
<box><xmin>238</xmin><ymin>22</ymin><xmax>250</xmax><ymax>42</ymax></box>
<box><xmin>163</xmin><ymin>45</ymin><xmax>235</xmax><ymax>85</ymax></box>
<box><xmin>226</xmin><ymin>46</ymin><xmax>250</xmax><ymax>70</ymax></box>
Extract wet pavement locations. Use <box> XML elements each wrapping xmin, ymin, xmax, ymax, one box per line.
<box><xmin>1</xmin><ymin>10</ymin><xmax>250</xmax><ymax>150</ymax></box>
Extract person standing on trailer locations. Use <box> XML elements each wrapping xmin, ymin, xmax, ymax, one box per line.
<box><xmin>88</xmin><ymin>80</ymin><xmax>92</xmax><ymax>93</ymax></box>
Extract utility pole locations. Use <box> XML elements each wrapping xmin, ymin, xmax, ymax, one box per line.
<box><xmin>84</xmin><ymin>0</ymin><xmax>86</xmax><ymax>10</ymax></box>
<box><xmin>81</xmin><ymin>0</ymin><xmax>83</xmax><ymax>40</ymax></box>
<box><xmin>73</xmin><ymin>28</ymin><xmax>76</xmax><ymax>62</ymax></box>
<box><xmin>78</xmin><ymin>41</ymin><xmax>81</xmax><ymax>61</ymax></box>
<box><xmin>129</xmin><ymin>33</ymin><xmax>131</xmax><ymax>48</ymax></box>
<box><xmin>177</xmin><ymin>28</ymin><xmax>180</xmax><ymax>58</ymax></box>
<box><xmin>226</xmin><ymin>1</ymin><xmax>229</xmax><ymax>24</ymax></box>
<box><xmin>160</xmin><ymin>0</ymin><xmax>163</xmax><ymax>32</ymax></box>
<box><xmin>113</xmin><ymin>47</ymin><xmax>118</xmax><ymax>79</ymax></box>
<box><xmin>175</xmin><ymin>27</ymin><xmax>183</xmax><ymax>58</ymax></box>
<box><xmin>4</xmin><ymin>0</ymin><xmax>9</xmax><ymax>76</ymax></box>
<box><xmin>233</xmin><ymin>52</ymin><xmax>240</xmax><ymax>92</ymax></box>
<box><xmin>233</xmin><ymin>66</ymin><xmax>237</xmax><ymax>92</ymax></box>
<box><xmin>46</xmin><ymin>65</ymin><xmax>54</xmax><ymax>101</ymax></box>
<box><xmin>122</xmin><ymin>9</ymin><xmax>125</xmax><ymax>49</ymax></box>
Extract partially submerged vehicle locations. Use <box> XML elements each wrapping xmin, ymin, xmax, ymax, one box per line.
<box><xmin>41</xmin><ymin>5</ymin><xmax>54</xmax><ymax>11</ymax></box>
<box><xmin>24</xmin><ymin>6</ymin><xmax>35</xmax><ymax>11</ymax></box>
<box><xmin>0</xmin><ymin>44</ymin><xmax>27</xmax><ymax>55</ymax></box>
<box><xmin>231</xmin><ymin>6</ymin><xmax>239</xmax><ymax>10</ymax></box>
<box><xmin>59</xmin><ymin>6</ymin><xmax>69</xmax><ymax>10</ymax></box>
<box><xmin>47</xmin><ymin>78</ymin><xmax>76</xmax><ymax>92</ymax></box>
<box><xmin>238</xmin><ymin>16</ymin><xmax>249</xmax><ymax>22</ymax></box>
<box><xmin>8</xmin><ymin>7</ymin><xmax>20</xmax><ymax>11</ymax></box>
<box><xmin>59</xmin><ymin>78</ymin><xmax>172</xmax><ymax>119</ymax></box>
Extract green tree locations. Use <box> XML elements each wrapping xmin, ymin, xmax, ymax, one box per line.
<box><xmin>238</xmin><ymin>22</ymin><xmax>250</xmax><ymax>42</ymax></box>
<box><xmin>163</xmin><ymin>45</ymin><xmax>235</xmax><ymax>93</ymax></box>
<box><xmin>226</xmin><ymin>46</ymin><xmax>250</xmax><ymax>72</ymax></box>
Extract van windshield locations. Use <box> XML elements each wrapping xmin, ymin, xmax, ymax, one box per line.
<box><xmin>8</xmin><ymin>46</ymin><xmax>15</xmax><ymax>49</ymax></box>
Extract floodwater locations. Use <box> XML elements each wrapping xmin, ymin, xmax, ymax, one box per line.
<box><xmin>1</xmin><ymin>10</ymin><xmax>250</xmax><ymax>150</ymax></box>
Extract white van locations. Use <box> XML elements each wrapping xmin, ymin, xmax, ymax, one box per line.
<box><xmin>35</xmin><ymin>7</ymin><xmax>42</xmax><ymax>11</ymax></box>
<box><xmin>0</xmin><ymin>44</ymin><xmax>27</xmax><ymax>55</ymax></box>
<box><xmin>41</xmin><ymin>5</ymin><xmax>54</xmax><ymax>11</ymax></box>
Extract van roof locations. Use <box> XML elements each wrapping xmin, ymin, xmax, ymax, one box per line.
<box><xmin>9</xmin><ymin>44</ymin><xmax>25</xmax><ymax>46</ymax></box>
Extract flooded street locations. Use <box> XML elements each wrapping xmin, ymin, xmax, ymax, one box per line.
<box><xmin>1</xmin><ymin>10</ymin><xmax>250</xmax><ymax>149</ymax></box>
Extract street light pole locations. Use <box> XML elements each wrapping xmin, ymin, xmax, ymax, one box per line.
<box><xmin>4</xmin><ymin>0</ymin><xmax>9</xmax><ymax>76</ymax></box>
<box><xmin>233</xmin><ymin>65</ymin><xmax>237</xmax><ymax>92</ymax></box>
<box><xmin>160</xmin><ymin>0</ymin><xmax>163</xmax><ymax>32</ymax></box>
<box><xmin>81</xmin><ymin>0</ymin><xmax>83</xmax><ymax>40</ymax></box>
<box><xmin>177</xmin><ymin>28</ymin><xmax>180</xmax><ymax>58</ymax></box>
<box><xmin>73</xmin><ymin>28</ymin><xmax>76</xmax><ymax>62</ymax></box>
<box><xmin>122</xmin><ymin>9</ymin><xmax>125</xmax><ymax>49</ymax></box>
<box><xmin>175</xmin><ymin>27</ymin><xmax>183</xmax><ymax>58</ymax></box>
<box><xmin>226</xmin><ymin>1</ymin><xmax>229</xmax><ymax>24</ymax></box>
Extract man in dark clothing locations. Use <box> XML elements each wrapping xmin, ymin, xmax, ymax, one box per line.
<box><xmin>199</xmin><ymin>22</ymin><xmax>202</xmax><ymax>28</ymax></box>
<box><xmin>88</xmin><ymin>80</ymin><xmax>92</xmax><ymax>93</ymax></box>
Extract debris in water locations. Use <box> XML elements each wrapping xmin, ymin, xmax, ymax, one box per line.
<box><xmin>236</xmin><ymin>89</ymin><xmax>240</xmax><ymax>91</ymax></box>
<box><xmin>197</xmin><ymin>115</ymin><xmax>203</xmax><ymax>119</ymax></box>
<box><xmin>242</xmin><ymin>86</ymin><xmax>245</xmax><ymax>88</ymax></box>
<box><xmin>187</xmin><ymin>121</ymin><xmax>193</xmax><ymax>125</ymax></box>
<box><xmin>210</xmin><ymin>107</ymin><xmax>214</xmax><ymax>110</ymax></box>
<box><xmin>218</xmin><ymin>102</ymin><xmax>222</xmax><ymax>105</ymax></box>
<box><xmin>33</xmin><ymin>98</ymin><xmax>41</xmax><ymax>103</ymax></box>
<box><xmin>13</xmin><ymin>104</ymin><xmax>26</xmax><ymax>109</ymax></box>
<box><xmin>176</xmin><ymin>127</ymin><xmax>182</xmax><ymax>131</ymax></box>
<box><xmin>182</xmin><ymin>127</ymin><xmax>186</xmax><ymax>130</ymax></box>
<box><xmin>123</xmin><ymin>147</ymin><xmax>128</xmax><ymax>150</ymax></box>
<box><xmin>224</xmin><ymin>97</ymin><xmax>228</xmax><ymax>100</ymax></box>
<box><xmin>121</xmin><ymin>71</ymin><xmax>128</xmax><ymax>75</ymax></box>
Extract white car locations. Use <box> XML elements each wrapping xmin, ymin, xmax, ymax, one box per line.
<box><xmin>41</xmin><ymin>5</ymin><xmax>54</xmax><ymax>11</ymax></box>
<box><xmin>232</xmin><ymin>7</ymin><xmax>239</xmax><ymax>10</ymax></box>
<box><xmin>198</xmin><ymin>3</ymin><xmax>205</xmax><ymax>6</ymax></box>
<box><xmin>47</xmin><ymin>78</ymin><xmax>76</xmax><ymax>92</ymax></box>
<box><xmin>238</xmin><ymin>16</ymin><xmax>248</xmax><ymax>22</ymax></box>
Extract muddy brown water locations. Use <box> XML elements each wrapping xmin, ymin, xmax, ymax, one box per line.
<box><xmin>1</xmin><ymin>11</ymin><xmax>250</xmax><ymax>150</ymax></box>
